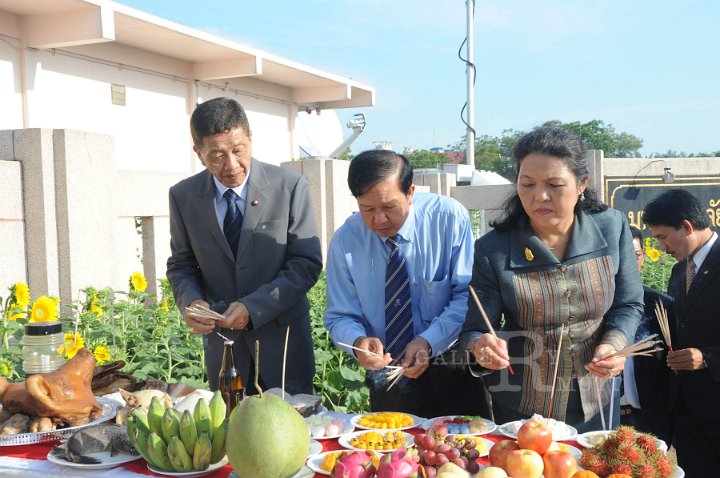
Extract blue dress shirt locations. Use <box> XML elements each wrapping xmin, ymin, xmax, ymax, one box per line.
<box><xmin>324</xmin><ymin>192</ymin><xmax>473</xmax><ymax>357</ymax></box>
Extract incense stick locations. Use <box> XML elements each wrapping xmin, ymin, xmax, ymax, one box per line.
<box><xmin>282</xmin><ymin>325</ymin><xmax>290</xmax><ymax>400</ymax></box>
<box><xmin>655</xmin><ymin>300</ymin><xmax>673</xmax><ymax>351</ymax></box>
<box><xmin>654</xmin><ymin>300</ymin><xmax>678</xmax><ymax>375</ymax></box>
<box><xmin>597</xmin><ymin>334</ymin><xmax>663</xmax><ymax>361</ymax></box>
<box><xmin>185</xmin><ymin>304</ymin><xmax>226</xmax><ymax>320</ymax></box>
<box><xmin>337</xmin><ymin>342</ymin><xmax>405</xmax><ymax>386</ymax></box>
<box><xmin>547</xmin><ymin>324</ymin><xmax>565</xmax><ymax>416</ymax></box>
<box><xmin>609</xmin><ymin>376</ymin><xmax>617</xmax><ymax>430</ymax></box>
<box><xmin>468</xmin><ymin>286</ymin><xmax>515</xmax><ymax>375</ymax></box>
<box><xmin>593</xmin><ymin>376</ymin><xmax>606</xmax><ymax>431</ymax></box>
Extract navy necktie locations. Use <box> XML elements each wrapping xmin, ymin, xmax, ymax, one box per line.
<box><xmin>223</xmin><ymin>189</ymin><xmax>243</xmax><ymax>257</ymax></box>
<box><xmin>385</xmin><ymin>236</ymin><xmax>413</xmax><ymax>360</ymax></box>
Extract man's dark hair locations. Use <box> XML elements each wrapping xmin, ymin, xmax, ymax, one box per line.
<box><xmin>629</xmin><ymin>225</ymin><xmax>643</xmax><ymax>242</ymax></box>
<box><xmin>190</xmin><ymin>97</ymin><xmax>251</xmax><ymax>147</ymax></box>
<box><xmin>643</xmin><ymin>189</ymin><xmax>710</xmax><ymax>230</ymax></box>
<box><xmin>347</xmin><ymin>150</ymin><xmax>413</xmax><ymax>197</ymax></box>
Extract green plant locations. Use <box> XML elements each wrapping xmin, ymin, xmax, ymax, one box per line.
<box><xmin>641</xmin><ymin>238</ymin><xmax>676</xmax><ymax>292</ymax></box>
<box><xmin>308</xmin><ymin>272</ymin><xmax>370</xmax><ymax>413</ymax></box>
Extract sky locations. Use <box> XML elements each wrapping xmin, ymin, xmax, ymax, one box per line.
<box><xmin>119</xmin><ymin>0</ymin><xmax>720</xmax><ymax>157</ymax></box>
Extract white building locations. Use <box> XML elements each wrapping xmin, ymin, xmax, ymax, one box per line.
<box><xmin>0</xmin><ymin>0</ymin><xmax>374</xmax><ymax>301</ymax></box>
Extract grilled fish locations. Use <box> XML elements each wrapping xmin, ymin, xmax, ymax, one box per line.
<box><xmin>51</xmin><ymin>424</ymin><xmax>138</xmax><ymax>464</ymax></box>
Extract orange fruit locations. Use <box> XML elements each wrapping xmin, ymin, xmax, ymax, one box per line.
<box><xmin>571</xmin><ymin>472</ymin><xmax>600</xmax><ymax>478</ymax></box>
<box><xmin>607</xmin><ymin>475</ymin><xmax>633</xmax><ymax>478</ymax></box>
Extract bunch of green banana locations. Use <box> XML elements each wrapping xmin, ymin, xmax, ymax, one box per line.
<box><xmin>127</xmin><ymin>391</ymin><xmax>229</xmax><ymax>472</ymax></box>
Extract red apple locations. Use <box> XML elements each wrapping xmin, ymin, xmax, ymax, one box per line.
<box><xmin>542</xmin><ymin>450</ymin><xmax>577</xmax><ymax>478</ymax></box>
<box><xmin>488</xmin><ymin>439</ymin><xmax>520</xmax><ymax>469</ymax></box>
<box><xmin>517</xmin><ymin>419</ymin><xmax>553</xmax><ymax>455</ymax></box>
<box><xmin>505</xmin><ymin>449</ymin><xmax>544</xmax><ymax>478</ymax></box>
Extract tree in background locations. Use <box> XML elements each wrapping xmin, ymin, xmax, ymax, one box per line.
<box><xmin>450</xmin><ymin>120</ymin><xmax>645</xmax><ymax>180</ymax></box>
<box><xmin>405</xmin><ymin>149</ymin><xmax>450</xmax><ymax>169</ymax></box>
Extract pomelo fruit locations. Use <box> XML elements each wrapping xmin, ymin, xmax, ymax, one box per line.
<box><xmin>226</xmin><ymin>393</ymin><xmax>309</xmax><ymax>478</ymax></box>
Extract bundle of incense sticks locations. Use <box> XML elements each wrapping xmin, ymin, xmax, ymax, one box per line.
<box><xmin>468</xmin><ymin>286</ymin><xmax>515</xmax><ymax>375</ymax></box>
<box><xmin>655</xmin><ymin>300</ymin><xmax>673</xmax><ymax>351</ymax></box>
<box><xmin>599</xmin><ymin>333</ymin><xmax>664</xmax><ymax>361</ymax></box>
<box><xmin>547</xmin><ymin>323</ymin><xmax>565</xmax><ymax>416</ymax></box>
<box><xmin>185</xmin><ymin>304</ymin><xmax>226</xmax><ymax>320</ymax></box>
<box><xmin>337</xmin><ymin>342</ymin><xmax>405</xmax><ymax>390</ymax></box>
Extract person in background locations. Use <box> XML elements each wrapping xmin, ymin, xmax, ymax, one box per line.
<box><xmin>324</xmin><ymin>149</ymin><xmax>489</xmax><ymax>418</ymax></box>
<box><xmin>619</xmin><ymin>225</ymin><xmax>673</xmax><ymax>444</ymax></box>
<box><xmin>643</xmin><ymin>189</ymin><xmax>720</xmax><ymax>477</ymax></box>
<box><xmin>459</xmin><ymin>127</ymin><xmax>643</xmax><ymax>432</ymax></box>
<box><xmin>167</xmin><ymin>97</ymin><xmax>322</xmax><ymax>395</ymax></box>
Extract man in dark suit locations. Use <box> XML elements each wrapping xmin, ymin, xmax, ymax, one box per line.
<box><xmin>620</xmin><ymin>226</ymin><xmax>674</xmax><ymax>444</ymax></box>
<box><xmin>167</xmin><ymin>97</ymin><xmax>322</xmax><ymax>395</ymax></box>
<box><xmin>644</xmin><ymin>189</ymin><xmax>720</xmax><ymax>477</ymax></box>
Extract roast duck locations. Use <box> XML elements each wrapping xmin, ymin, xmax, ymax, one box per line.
<box><xmin>0</xmin><ymin>348</ymin><xmax>102</xmax><ymax>427</ymax></box>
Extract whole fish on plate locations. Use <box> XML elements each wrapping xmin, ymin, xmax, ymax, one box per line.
<box><xmin>50</xmin><ymin>424</ymin><xmax>138</xmax><ymax>464</ymax></box>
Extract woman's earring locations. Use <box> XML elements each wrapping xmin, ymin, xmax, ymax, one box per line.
<box><xmin>579</xmin><ymin>191</ymin><xmax>585</xmax><ymax>201</ymax></box>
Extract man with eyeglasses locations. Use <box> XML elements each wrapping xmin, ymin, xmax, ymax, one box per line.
<box><xmin>167</xmin><ymin>97</ymin><xmax>322</xmax><ymax>395</ymax></box>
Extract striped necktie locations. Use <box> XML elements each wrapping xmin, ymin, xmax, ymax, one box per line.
<box><xmin>685</xmin><ymin>256</ymin><xmax>696</xmax><ymax>295</ymax></box>
<box><xmin>223</xmin><ymin>189</ymin><xmax>243</xmax><ymax>257</ymax></box>
<box><xmin>384</xmin><ymin>236</ymin><xmax>413</xmax><ymax>360</ymax></box>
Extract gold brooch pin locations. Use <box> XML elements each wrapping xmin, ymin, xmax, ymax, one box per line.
<box><xmin>525</xmin><ymin>247</ymin><xmax>534</xmax><ymax>261</ymax></box>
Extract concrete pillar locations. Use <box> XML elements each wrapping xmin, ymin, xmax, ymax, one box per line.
<box><xmin>0</xmin><ymin>134</ymin><xmax>27</xmax><ymax>288</ymax></box>
<box><xmin>53</xmin><ymin>129</ymin><xmax>115</xmax><ymax>306</ymax></box>
<box><xmin>587</xmin><ymin>149</ymin><xmax>604</xmax><ymax>202</ymax></box>
<box><xmin>14</xmin><ymin>129</ymin><xmax>61</xmax><ymax>298</ymax></box>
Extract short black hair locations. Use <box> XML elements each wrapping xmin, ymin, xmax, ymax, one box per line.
<box><xmin>629</xmin><ymin>225</ymin><xmax>643</xmax><ymax>242</ymax></box>
<box><xmin>643</xmin><ymin>189</ymin><xmax>710</xmax><ymax>230</ymax></box>
<box><xmin>347</xmin><ymin>150</ymin><xmax>413</xmax><ymax>197</ymax></box>
<box><xmin>190</xmin><ymin>97</ymin><xmax>250</xmax><ymax>147</ymax></box>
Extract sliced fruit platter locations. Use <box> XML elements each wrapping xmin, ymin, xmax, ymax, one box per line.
<box><xmin>306</xmin><ymin>449</ymin><xmax>382</xmax><ymax>476</ymax></box>
<box><xmin>339</xmin><ymin>429</ymin><xmax>413</xmax><ymax>452</ymax></box>
<box><xmin>421</xmin><ymin>416</ymin><xmax>497</xmax><ymax>436</ymax></box>
<box><xmin>351</xmin><ymin>411</ymin><xmax>423</xmax><ymax>430</ymax></box>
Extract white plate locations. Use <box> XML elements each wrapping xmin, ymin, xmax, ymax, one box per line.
<box><xmin>351</xmin><ymin>412</ymin><xmax>423</xmax><ymax>430</ymax></box>
<box><xmin>306</xmin><ymin>450</ymin><xmax>342</xmax><ymax>476</ymax></box>
<box><xmin>229</xmin><ymin>467</ymin><xmax>314</xmax><ymax>478</ymax></box>
<box><xmin>576</xmin><ymin>430</ymin><xmax>668</xmax><ymax>452</ymax></box>
<box><xmin>307</xmin><ymin>450</ymin><xmax>382</xmax><ymax>476</ymax></box>
<box><xmin>498</xmin><ymin>420</ymin><xmax>578</xmax><ymax>441</ymax></box>
<box><xmin>420</xmin><ymin>416</ymin><xmax>497</xmax><ymax>436</ymax></box>
<box><xmin>307</xmin><ymin>420</ymin><xmax>355</xmax><ymax>440</ymax></box>
<box><xmin>308</xmin><ymin>439</ymin><xmax>323</xmax><ymax>456</ymax></box>
<box><xmin>147</xmin><ymin>456</ymin><xmax>228</xmax><ymax>477</ymax></box>
<box><xmin>338</xmin><ymin>430</ymin><xmax>414</xmax><ymax>452</ymax></box>
<box><xmin>46</xmin><ymin>449</ymin><xmax>141</xmax><ymax>470</ymax></box>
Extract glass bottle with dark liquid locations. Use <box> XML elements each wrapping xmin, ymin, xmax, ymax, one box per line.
<box><xmin>218</xmin><ymin>339</ymin><xmax>244</xmax><ymax>417</ymax></box>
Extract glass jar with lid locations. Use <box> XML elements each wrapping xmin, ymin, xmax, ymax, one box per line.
<box><xmin>22</xmin><ymin>321</ymin><xmax>66</xmax><ymax>375</ymax></box>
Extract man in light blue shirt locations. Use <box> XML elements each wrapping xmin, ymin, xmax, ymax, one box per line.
<box><xmin>324</xmin><ymin>149</ymin><xmax>489</xmax><ymax>416</ymax></box>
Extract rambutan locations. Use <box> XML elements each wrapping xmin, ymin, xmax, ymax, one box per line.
<box><xmin>614</xmin><ymin>425</ymin><xmax>637</xmax><ymax>447</ymax></box>
<box><xmin>638</xmin><ymin>464</ymin><xmax>657</xmax><ymax>477</ymax></box>
<box><xmin>611</xmin><ymin>462</ymin><xmax>633</xmax><ymax>474</ymax></box>
<box><xmin>589</xmin><ymin>461</ymin><xmax>610</xmax><ymax>476</ymax></box>
<box><xmin>656</xmin><ymin>454</ymin><xmax>675</xmax><ymax>478</ymax></box>
<box><xmin>617</xmin><ymin>445</ymin><xmax>641</xmax><ymax>463</ymax></box>
<box><xmin>636</xmin><ymin>433</ymin><xmax>659</xmax><ymax>454</ymax></box>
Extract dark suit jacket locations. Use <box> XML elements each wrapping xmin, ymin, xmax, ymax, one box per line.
<box><xmin>166</xmin><ymin>158</ymin><xmax>323</xmax><ymax>394</ymax></box>
<box><xmin>667</xmin><ymin>237</ymin><xmax>720</xmax><ymax>425</ymax></box>
<box><xmin>632</xmin><ymin>286</ymin><xmax>674</xmax><ymax>443</ymax></box>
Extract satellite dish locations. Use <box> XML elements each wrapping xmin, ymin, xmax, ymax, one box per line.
<box><xmin>296</xmin><ymin>110</ymin><xmax>343</xmax><ymax>157</ymax></box>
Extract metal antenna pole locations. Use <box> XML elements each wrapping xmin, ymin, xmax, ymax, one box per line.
<box><xmin>466</xmin><ymin>0</ymin><xmax>475</xmax><ymax>166</ymax></box>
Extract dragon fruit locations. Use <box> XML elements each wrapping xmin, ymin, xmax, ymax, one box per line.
<box><xmin>376</xmin><ymin>447</ymin><xmax>422</xmax><ymax>478</ymax></box>
<box><xmin>332</xmin><ymin>450</ymin><xmax>376</xmax><ymax>478</ymax></box>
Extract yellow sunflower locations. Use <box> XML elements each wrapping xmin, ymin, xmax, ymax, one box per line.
<box><xmin>12</xmin><ymin>282</ymin><xmax>30</xmax><ymax>308</ymax></box>
<box><xmin>647</xmin><ymin>247</ymin><xmax>661</xmax><ymax>262</ymax></box>
<box><xmin>130</xmin><ymin>272</ymin><xmax>147</xmax><ymax>292</ymax></box>
<box><xmin>30</xmin><ymin>296</ymin><xmax>60</xmax><ymax>322</ymax></box>
<box><xmin>0</xmin><ymin>362</ymin><xmax>10</xmax><ymax>377</ymax></box>
<box><xmin>90</xmin><ymin>295</ymin><xmax>104</xmax><ymax>318</ymax></box>
<box><xmin>161</xmin><ymin>298</ymin><xmax>169</xmax><ymax>311</ymax></box>
<box><xmin>644</xmin><ymin>237</ymin><xmax>652</xmax><ymax>247</ymax></box>
<box><xmin>92</xmin><ymin>344</ymin><xmax>111</xmax><ymax>363</ymax></box>
<box><xmin>58</xmin><ymin>333</ymin><xmax>85</xmax><ymax>359</ymax></box>
<box><xmin>5</xmin><ymin>303</ymin><xmax>25</xmax><ymax>321</ymax></box>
